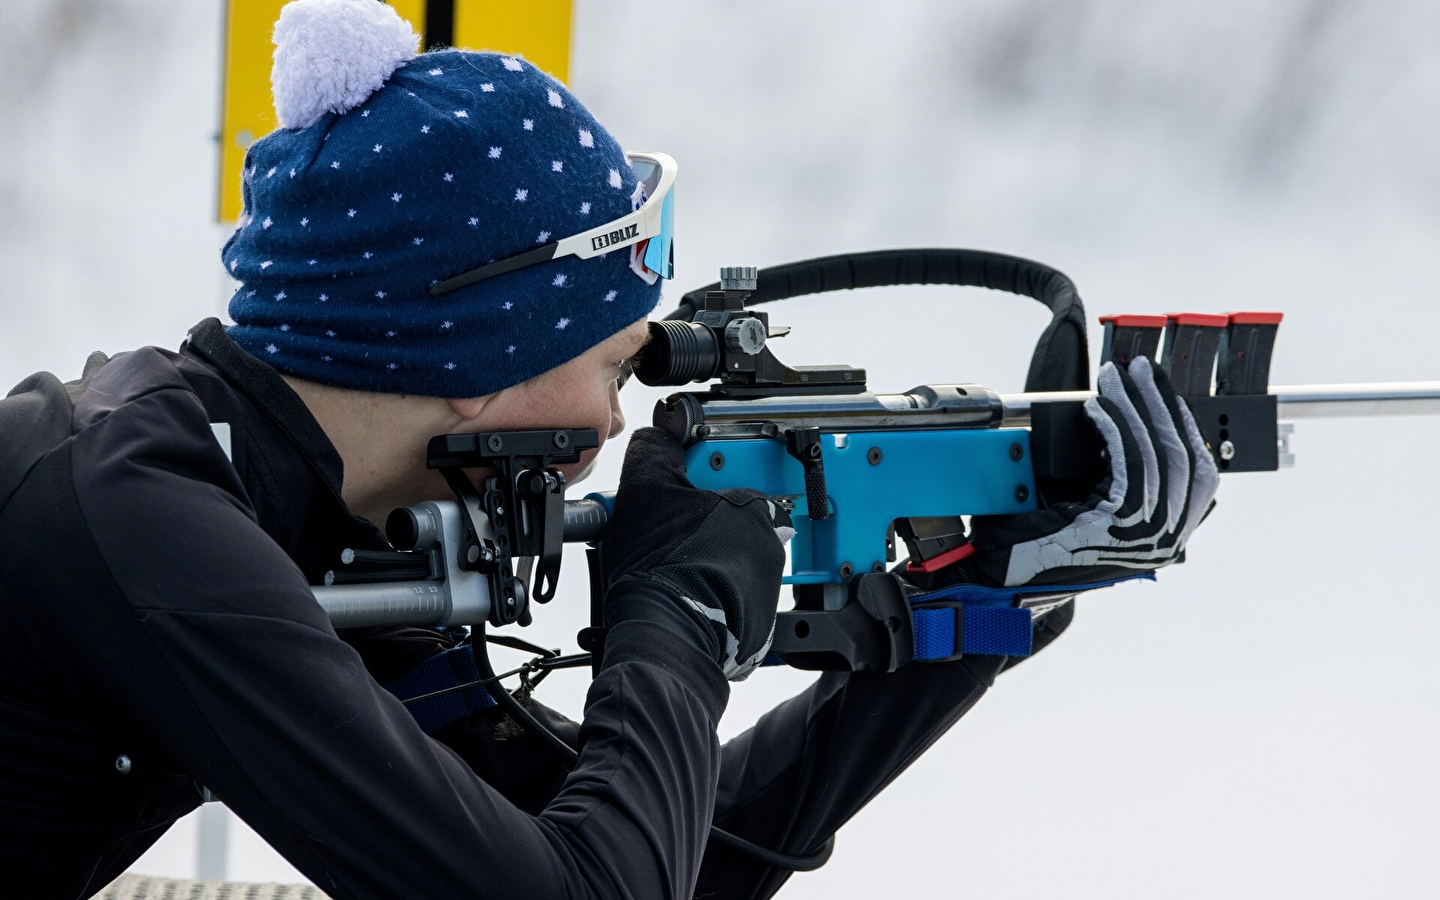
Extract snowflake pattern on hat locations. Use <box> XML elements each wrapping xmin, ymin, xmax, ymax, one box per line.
<box><xmin>223</xmin><ymin>42</ymin><xmax>662</xmax><ymax>399</ymax></box>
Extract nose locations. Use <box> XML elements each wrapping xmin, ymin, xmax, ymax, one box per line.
<box><xmin>607</xmin><ymin>383</ymin><xmax>626</xmax><ymax>440</ymax></box>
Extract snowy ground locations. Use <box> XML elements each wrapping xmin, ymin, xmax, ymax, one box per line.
<box><xmin>3</xmin><ymin>1</ymin><xmax>1438</xmax><ymax>896</ymax></box>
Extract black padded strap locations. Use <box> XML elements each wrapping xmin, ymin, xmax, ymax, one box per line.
<box><xmin>670</xmin><ymin>249</ymin><xmax>1090</xmax><ymax>392</ymax></box>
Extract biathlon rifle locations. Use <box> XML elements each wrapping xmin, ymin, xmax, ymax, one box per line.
<box><xmin>311</xmin><ymin>249</ymin><xmax>1440</xmax><ymax>674</ymax></box>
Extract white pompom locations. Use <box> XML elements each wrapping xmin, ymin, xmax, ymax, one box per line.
<box><xmin>271</xmin><ymin>0</ymin><xmax>419</xmax><ymax>129</ymax></box>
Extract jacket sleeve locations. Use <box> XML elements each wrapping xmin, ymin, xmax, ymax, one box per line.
<box><xmin>42</xmin><ymin>381</ymin><xmax>728</xmax><ymax>900</ymax></box>
<box><xmin>694</xmin><ymin>603</ymin><xmax>1074</xmax><ymax>900</ymax></box>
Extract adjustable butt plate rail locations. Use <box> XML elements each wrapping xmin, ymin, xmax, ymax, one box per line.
<box><xmin>311</xmin><ymin>252</ymin><xmax>1439</xmax><ymax>673</ymax></box>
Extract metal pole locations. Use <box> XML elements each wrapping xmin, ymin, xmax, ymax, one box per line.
<box><xmin>1269</xmin><ymin>382</ymin><xmax>1440</xmax><ymax>419</ymax></box>
<box><xmin>999</xmin><ymin>381</ymin><xmax>1440</xmax><ymax>427</ymax></box>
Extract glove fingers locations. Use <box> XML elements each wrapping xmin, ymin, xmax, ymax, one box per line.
<box><xmin>617</xmin><ymin>426</ymin><xmax>693</xmax><ymax>497</ymax></box>
<box><xmin>947</xmin><ymin>363</ymin><xmax>1220</xmax><ymax>592</ymax></box>
<box><xmin>1081</xmin><ymin>395</ymin><xmax>1126</xmax><ymax>514</ymax></box>
<box><xmin>1107</xmin><ymin>363</ymin><xmax>1173</xmax><ymax>541</ymax></box>
<box><xmin>1097</xmin><ymin>362</ymin><xmax>1161</xmax><ymax>524</ymax></box>
<box><xmin>1149</xmin><ymin>363</ymin><xmax>1220</xmax><ymax>536</ymax></box>
<box><xmin>657</xmin><ymin>496</ymin><xmax>787</xmax><ymax>666</ymax></box>
<box><xmin>715</xmin><ymin>485</ymin><xmax>770</xmax><ymax>508</ymax></box>
<box><xmin>606</xmin><ymin>430</ymin><xmax>789</xmax><ymax>683</ymax></box>
<box><xmin>768</xmin><ymin>499</ymin><xmax>797</xmax><ymax>546</ymax></box>
<box><xmin>718</xmin><ymin>489</ymin><xmax>796</xmax><ymax>546</ymax></box>
<box><xmin>993</xmin><ymin>396</ymin><xmax>1141</xmax><ymax>586</ymax></box>
<box><xmin>1127</xmin><ymin>357</ymin><xmax>1189</xmax><ymax>535</ymax></box>
<box><xmin>1168</xmin><ymin>382</ymin><xmax>1221</xmax><ymax>546</ymax></box>
<box><xmin>1084</xmin><ymin>394</ymin><xmax>1144</xmax><ymax>521</ymax></box>
<box><xmin>608</xmin><ymin>427</ymin><xmax>724</xmax><ymax>583</ymax></box>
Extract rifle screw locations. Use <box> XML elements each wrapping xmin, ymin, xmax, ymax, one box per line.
<box><xmin>839</xmin><ymin>562</ymin><xmax>854</xmax><ymax>579</ymax></box>
<box><xmin>867</xmin><ymin>447</ymin><xmax>882</xmax><ymax>465</ymax></box>
<box><xmin>710</xmin><ymin>452</ymin><xmax>725</xmax><ymax>470</ymax></box>
<box><xmin>553</xmin><ymin>431</ymin><xmax>569</xmax><ymax>449</ymax></box>
<box><xmin>1015</xmin><ymin>484</ymin><xmax>1030</xmax><ymax>503</ymax></box>
<box><xmin>1009</xmin><ymin>442</ymin><xmax>1024</xmax><ymax>462</ymax></box>
<box><xmin>871</xmin><ymin>562</ymin><xmax>886</xmax><ymax>573</ymax></box>
<box><xmin>115</xmin><ymin>755</ymin><xmax>132</xmax><ymax>775</ymax></box>
<box><xmin>487</xmin><ymin>435</ymin><xmax>503</xmax><ymax>452</ymax></box>
<box><xmin>1219</xmin><ymin>440</ymin><xmax>1236</xmax><ymax>461</ymax></box>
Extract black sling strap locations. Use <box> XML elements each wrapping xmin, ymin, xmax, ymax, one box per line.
<box><xmin>669</xmin><ymin>248</ymin><xmax>1090</xmax><ymax>393</ymax></box>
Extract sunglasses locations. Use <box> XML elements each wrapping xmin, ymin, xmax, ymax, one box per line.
<box><xmin>429</xmin><ymin>151</ymin><xmax>677</xmax><ymax>297</ymax></box>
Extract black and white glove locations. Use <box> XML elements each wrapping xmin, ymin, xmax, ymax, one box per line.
<box><xmin>604</xmin><ymin>428</ymin><xmax>794</xmax><ymax>681</ymax></box>
<box><xmin>963</xmin><ymin>357</ymin><xmax>1220</xmax><ymax>587</ymax></box>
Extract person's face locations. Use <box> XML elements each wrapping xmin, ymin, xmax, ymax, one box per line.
<box><xmin>447</xmin><ymin>316</ymin><xmax>650</xmax><ymax>486</ymax></box>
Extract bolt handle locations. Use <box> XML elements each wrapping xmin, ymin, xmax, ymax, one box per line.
<box><xmin>784</xmin><ymin>427</ymin><xmax>830</xmax><ymax>521</ymax></box>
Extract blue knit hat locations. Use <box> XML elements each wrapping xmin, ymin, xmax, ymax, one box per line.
<box><xmin>222</xmin><ymin>0</ymin><xmax>664</xmax><ymax>398</ymax></box>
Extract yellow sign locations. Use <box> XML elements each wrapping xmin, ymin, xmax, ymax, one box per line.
<box><xmin>217</xmin><ymin>0</ymin><xmax>573</xmax><ymax>222</ymax></box>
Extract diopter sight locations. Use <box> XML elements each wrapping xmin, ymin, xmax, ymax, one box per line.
<box><xmin>632</xmin><ymin>266</ymin><xmax>866</xmax><ymax>398</ymax></box>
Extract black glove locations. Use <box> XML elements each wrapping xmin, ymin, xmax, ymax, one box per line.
<box><xmin>956</xmin><ymin>357</ymin><xmax>1220</xmax><ymax>588</ymax></box>
<box><xmin>604</xmin><ymin>427</ymin><xmax>793</xmax><ymax>681</ymax></box>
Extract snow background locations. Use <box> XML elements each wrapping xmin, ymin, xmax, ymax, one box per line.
<box><xmin>2</xmin><ymin>0</ymin><xmax>1438</xmax><ymax>896</ymax></box>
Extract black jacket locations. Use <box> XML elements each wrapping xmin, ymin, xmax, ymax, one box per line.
<box><xmin>0</xmin><ymin>320</ymin><xmax>1066</xmax><ymax>900</ymax></box>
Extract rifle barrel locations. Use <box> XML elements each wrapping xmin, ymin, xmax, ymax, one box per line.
<box><xmin>1269</xmin><ymin>382</ymin><xmax>1440</xmax><ymax>419</ymax></box>
<box><xmin>999</xmin><ymin>382</ymin><xmax>1440</xmax><ymax>427</ymax></box>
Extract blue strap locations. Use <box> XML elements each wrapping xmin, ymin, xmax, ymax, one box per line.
<box><xmin>909</xmin><ymin>572</ymin><xmax>1154</xmax><ymax>660</ymax></box>
<box><xmin>757</xmin><ymin>602</ymin><xmax>1038</xmax><ymax>665</ymax></box>
<box><xmin>912</xmin><ymin>604</ymin><xmax>1035</xmax><ymax>658</ymax></box>
<box><xmin>384</xmin><ymin>643</ymin><xmax>496</xmax><ymax>734</ymax></box>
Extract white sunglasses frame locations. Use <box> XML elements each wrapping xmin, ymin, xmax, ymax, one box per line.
<box><xmin>429</xmin><ymin>151</ymin><xmax>677</xmax><ymax>297</ymax></box>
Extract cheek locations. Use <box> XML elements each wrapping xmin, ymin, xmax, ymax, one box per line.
<box><xmin>497</xmin><ymin>371</ymin><xmax>613</xmax><ymax>432</ymax></box>
<box><xmin>523</xmin><ymin>372</ymin><xmax>620</xmax><ymax>463</ymax></box>
<box><xmin>568</xmin><ymin>378</ymin><xmax>615</xmax><ymax>444</ymax></box>
<box><xmin>572</xmin><ymin>369</ymin><xmax>620</xmax><ymax>438</ymax></box>
<box><xmin>553</xmin><ymin>447</ymin><xmax>600</xmax><ymax>485</ymax></box>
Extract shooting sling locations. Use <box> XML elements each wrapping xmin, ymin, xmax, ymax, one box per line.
<box><xmin>671</xmin><ymin>248</ymin><xmax>1091</xmax><ymax>393</ymax></box>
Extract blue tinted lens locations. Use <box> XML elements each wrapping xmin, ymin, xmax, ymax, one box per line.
<box><xmin>643</xmin><ymin>189</ymin><xmax>674</xmax><ymax>279</ymax></box>
<box><xmin>631</xmin><ymin>159</ymin><xmax>659</xmax><ymax>191</ymax></box>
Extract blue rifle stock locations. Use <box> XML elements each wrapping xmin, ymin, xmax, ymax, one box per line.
<box><xmin>314</xmin><ymin>250</ymin><xmax>1440</xmax><ymax>673</ymax></box>
<box><xmin>312</xmin><ymin>250</ymin><xmax>1111</xmax><ymax>674</ymax></box>
<box><xmin>576</xmin><ymin>251</ymin><xmax>1103</xmax><ymax>672</ymax></box>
